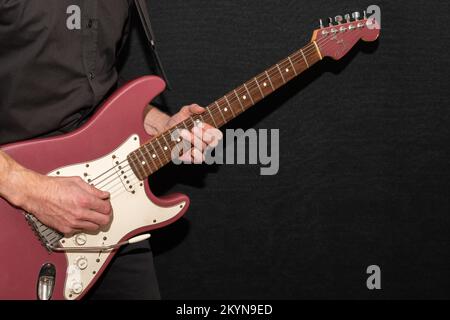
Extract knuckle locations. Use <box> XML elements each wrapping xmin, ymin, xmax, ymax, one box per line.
<box><xmin>100</xmin><ymin>216</ymin><xmax>111</xmax><ymax>226</ymax></box>
<box><xmin>77</xmin><ymin>197</ymin><xmax>89</xmax><ymax>207</ymax></box>
<box><xmin>88</xmin><ymin>224</ymin><xmax>100</xmax><ymax>232</ymax></box>
<box><xmin>73</xmin><ymin>176</ymin><xmax>84</xmax><ymax>184</ymax></box>
<box><xmin>61</xmin><ymin>227</ymin><xmax>72</xmax><ymax>234</ymax></box>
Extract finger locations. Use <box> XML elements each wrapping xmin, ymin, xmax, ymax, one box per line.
<box><xmin>191</xmin><ymin>128</ymin><xmax>209</xmax><ymax>151</ymax></box>
<box><xmin>201</xmin><ymin>127</ymin><xmax>223</xmax><ymax>148</ymax></box>
<box><xmin>73</xmin><ymin>220</ymin><xmax>101</xmax><ymax>232</ymax></box>
<box><xmin>80</xmin><ymin>208</ymin><xmax>112</xmax><ymax>226</ymax></box>
<box><xmin>210</xmin><ymin>129</ymin><xmax>223</xmax><ymax>148</ymax></box>
<box><xmin>78</xmin><ymin>181</ymin><xmax>110</xmax><ymax>200</ymax></box>
<box><xmin>188</xmin><ymin>104</ymin><xmax>206</xmax><ymax>115</ymax></box>
<box><xmin>87</xmin><ymin>196</ymin><xmax>112</xmax><ymax>215</ymax></box>
<box><xmin>191</xmin><ymin>148</ymin><xmax>205</xmax><ymax>164</ymax></box>
<box><xmin>179</xmin><ymin>150</ymin><xmax>193</xmax><ymax>163</ymax></box>
<box><xmin>180</xmin><ymin>129</ymin><xmax>207</xmax><ymax>151</ymax></box>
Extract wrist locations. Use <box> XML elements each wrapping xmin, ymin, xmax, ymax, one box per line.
<box><xmin>144</xmin><ymin>106</ymin><xmax>171</xmax><ymax>135</ymax></box>
<box><xmin>3</xmin><ymin>166</ymin><xmax>42</xmax><ymax>208</ymax></box>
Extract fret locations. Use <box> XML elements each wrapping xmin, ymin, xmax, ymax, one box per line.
<box><xmin>138</xmin><ymin>147</ymin><xmax>153</xmax><ymax>174</ymax></box>
<box><xmin>189</xmin><ymin>117</ymin><xmax>196</xmax><ymax>129</ymax></box>
<box><xmin>170</xmin><ymin>127</ymin><xmax>183</xmax><ymax>146</ymax></box>
<box><xmin>265</xmin><ymin>70</ymin><xmax>275</xmax><ymax>90</ymax></box>
<box><xmin>281</xmin><ymin>59</ymin><xmax>295</xmax><ymax>81</ymax></box>
<box><xmin>142</xmin><ymin>144</ymin><xmax>160</xmax><ymax>170</ymax></box>
<box><xmin>256</xmin><ymin>74</ymin><xmax>271</xmax><ymax>97</ymax></box>
<box><xmin>128</xmin><ymin>152</ymin><xmax>145</xmax><ymax>180</ymax></box>
<box><xmin>254</xmin><ymin>77</ymin><xmax>265</xmax><ymax>98</ymax></box>
<box><xmin>243</xmin><ymin>83</ymin><xmax>255</xmax><ymax>105</ymax></box>
<box><xmin>300</xmin><ymin>49</ymin><xmax>309</xmax><ymax>68</ymax></box>
<box><xmin>276</xmin><ymin>63</ymin><xmax>286</xmax><ymax>84</ymax></box>
<box><xmin>215</xmin><ymin>101</ymin><xmax>227</xmax><ymax>123</ymax></box>
<box><xmin>181</xmin><ymin>120</ymin><xmax>189</xmax><ymax>131</ymax></box>
<box><xmin>312</xmin><ymin>40</ymin><xmax>323</xmax><ymax>60</ymax></box>
<box><xmin>207</xmin><ymin>107</ymin><xmax>218</xmax><ymax>127</ymax></box>
<box><xmin>150</xmin><ymin>141</ymin><xmax>164</xmax><ymax>167</ymax></box>
<box><xmin>127</xmin><ymin>42</ymin><xmax>321</xmax><ymax>181</ymax></box>
<box><xmin>161</xmin><ymin>133</ymin><xmax>172</xmax><ymax>153</ymax></box>
<box><xmin>287</xmin><ymin>56</ymin><xmax>298</xmax><ymax>76</ymax></box>
<box><xmin>156</xmin><ymin>138</ymin><xmax>170</xmax><ymax>163</ymax></box>
<box><xmin>170</xmin><ymin>128</ymin><xmax>185</xmax><ymax>160</ymax></box>
<box><xmin>192</xmin><ymin>115</ymin><xmax>203</xmax><ymax>128</ymax></box>
<box><xmin>223</xmin><ymin>95</ymin><xmax>236</xmax><ymax>117</ymax></box>
<box><xmin>233</xmin><ymin>89</ymin><xmax>245</xmax><ymax>112</ymax></box>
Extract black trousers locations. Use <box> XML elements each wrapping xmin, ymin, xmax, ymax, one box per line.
<box><xmin>86</xmin><ymin>240</ymin><xmax>161</xmax><ymax>300</ymax></box>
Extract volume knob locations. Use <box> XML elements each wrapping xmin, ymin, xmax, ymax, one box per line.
<box><xmin>74</xmin><ymin>233</ymin><xmax>87</xmax><ymax>246</ymax></box>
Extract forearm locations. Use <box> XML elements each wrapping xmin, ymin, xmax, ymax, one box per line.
<box><xmin>144</xmin><ymin>104</ymin><xmax>171</xmax><ymax>136</ymax></box>
<box><xmin>0</xmin><ymin>150</ymin><xmax>38</xmax><ymax>207</ymax></box>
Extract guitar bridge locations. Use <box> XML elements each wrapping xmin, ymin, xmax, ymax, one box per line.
<box><xmin>25</xmin><ymin>213</ymin><xmax>63</xmax><ymax>251</ymax></box>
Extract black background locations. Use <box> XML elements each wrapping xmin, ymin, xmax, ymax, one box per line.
<box><xmin>119</xmin><ymin>0</ymin><xmax>450</xmax><ymax>299</ymax></box>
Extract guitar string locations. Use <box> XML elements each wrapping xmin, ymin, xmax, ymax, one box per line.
<box><xmin>88</xmin><ymin>46</ymin><xmax>315</xmax><ymax>188</ymax></box>
<box><xmin>89</xmin><ymin>44</ymin><xmax>318</xmax><ymax>189</ymax></box>
<box><xmin>90</xmin><ymin>32</ymin><xmax>347</xmax><ymax>193</ymax></box>
<box><xmin>88</xmin><ymin>25</ymin><xmax>366</xmax><ymax>194</ymax></box>
<box><xmin>88</xmin><ymin>40</ymin><xmax>320</xmax><ymax>185</ymax></box>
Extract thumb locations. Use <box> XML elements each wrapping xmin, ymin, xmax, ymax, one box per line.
<box><xmin>188</xmin><ymin>104</ymin><xmax>205</xmax><ymax>115</ymax></box>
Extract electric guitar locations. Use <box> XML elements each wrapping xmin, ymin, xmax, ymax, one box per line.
<box><xmin>0</xmin><ymin>11</ymin><xmax>380</xmax><ymax>300</ymax></box>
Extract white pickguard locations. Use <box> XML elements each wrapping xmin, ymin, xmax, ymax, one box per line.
<box><xmin>47</xmin><ymin>134</ymin><xmax>185</xmax><ymax>300</ymax></box>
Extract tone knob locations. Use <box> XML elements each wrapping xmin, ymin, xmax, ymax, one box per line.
<box><xmin>71</xmin><ymin>282</ymin><xmax>83</xmax><ymax>294</ymax></box>
<box><xmin>74</xmin><ymin>233</ymin><xmax>87</xmax><ymax>246</ymax></box>
<box><xmin>75</xmin><ymin>256</ymin><xmax>88</xmax><ymax>270</ymax></box>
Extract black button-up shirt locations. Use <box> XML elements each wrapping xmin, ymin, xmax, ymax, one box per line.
<box><xmin>0</xmin><ymin>0</ymin><xmax>131</xmax><ymax>145</ymax></box>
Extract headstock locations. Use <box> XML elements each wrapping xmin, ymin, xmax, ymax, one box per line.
<box><xmin>312</xmin><ymin>10</ymin><xmax>380</xmax><ymax>60</ymax></box>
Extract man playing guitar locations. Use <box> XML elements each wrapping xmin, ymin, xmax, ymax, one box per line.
<box><xmin>0</xmin><ymin>0</ymin><xmax>221</xmax><ymax>299</ymax></box>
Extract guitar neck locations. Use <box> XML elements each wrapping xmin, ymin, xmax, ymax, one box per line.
<box><xmin>129</xmin><ymin>41</ymin><xmax>323</xmax><ymax>180</ymax></box>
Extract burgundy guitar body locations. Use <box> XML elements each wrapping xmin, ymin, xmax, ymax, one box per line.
<box><xmin>0</xmin><ymin>76</ymin><xmax>189</xmax><ymax>300</ymax></box>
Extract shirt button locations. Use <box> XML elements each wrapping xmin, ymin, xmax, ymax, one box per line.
<box><xmin>88</xmin><ymin>72</ymin><xmax>95</xmax><ymax>80</ymax></box>
<box><xmin>87</xmin><ymin>19</ymin><xmax>93</xmax><ymax>28</ymax></box>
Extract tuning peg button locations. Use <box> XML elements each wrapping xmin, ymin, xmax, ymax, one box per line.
<box><xmin>335</xmin><ymin>15</ymin><xmax>343</xmax><ymax>24</ymax></box>
<box><xmin>328</xmin><ymin>17</ymin><xmax>333</xmax><ymax>26</ymax></box>
<box><xmin>352</xmin><ymin>12</ymin><xmax>361</xmax><ymax>20</ymax></box>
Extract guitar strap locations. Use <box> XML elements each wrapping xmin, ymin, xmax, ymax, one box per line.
<box><xmin>134</xmin><ymin>0</ymin><xmax>172</xmax><ymax>90</ymax></box>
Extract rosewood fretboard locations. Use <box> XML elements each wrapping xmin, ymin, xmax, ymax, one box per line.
<box><xmin>128</xmin><ymin>42</ymin><xmax>322</xmax><ymax>180</ymax></box>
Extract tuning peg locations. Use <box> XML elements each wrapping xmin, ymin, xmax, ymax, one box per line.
<box><xmin>320</xmin><ymin>19</ymin><xmax>324</xmax><ymax>28</ymax></box>
<box><xmin>335</xmin><ymin>15</ymin><xmax>343</xmax><ymax>24</ymax></box>
<box><xmin>363</xmin><ymin>10</ymin><xmax>367</xmax><ymax>19</ymax></box>
<box><xmin>352</xmin><ymin>12</ymin><xmax>361</xmax><ymax>21</ymax></box>
<box><xmin>328</xmin><ymin>17</ymin><xmax>333</xmax><ymax>26</ymax></box>
<box><xmin>345</xmin><ymin>14</ymin><xmax>351</xmax><ymax>23</ymax></box>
